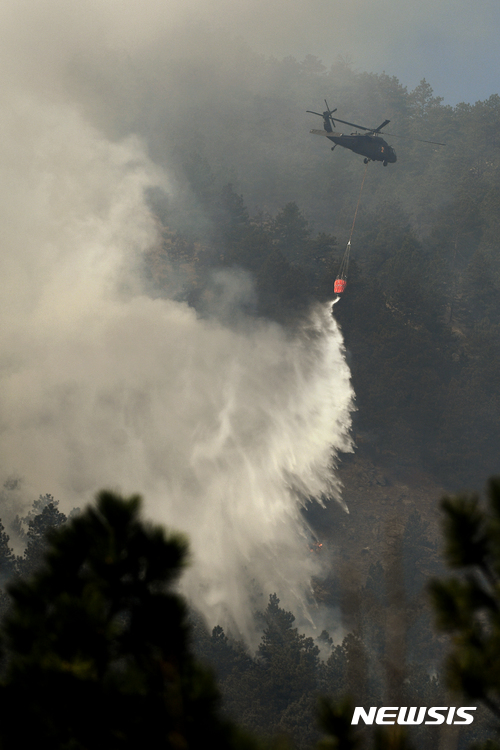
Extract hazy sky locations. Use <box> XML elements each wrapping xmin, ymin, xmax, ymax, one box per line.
<box><xmin>232</xmin><ymin>0</ymin><xmax>500</xmax><ymax>105</ymax></box>
<box><xmin>1</xmin><ymin>0</ymin><xmax>497</xmax><ymax>106</ymax></box>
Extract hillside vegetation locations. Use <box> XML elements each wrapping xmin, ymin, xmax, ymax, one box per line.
<box><xmin>135</xmin><ymin>52</ymin><xmax>500</xmax><ymax>488</ymax></box>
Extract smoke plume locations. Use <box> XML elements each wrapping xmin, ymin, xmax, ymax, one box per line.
<box><xmin>0</xmin><ymin>1</ymin><xmax>355</xmax><ymax>640</ymax></box>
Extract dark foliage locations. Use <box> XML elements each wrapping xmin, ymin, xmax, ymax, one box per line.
<box><xmin>0</xmin><ymin>491</ymin><xmax>258</xmax><ymax>750</ymax></box>
<box><xmin>429</xmin><ymin>477</ymin><xmax>500</xmax><ymax>747</ymax></box>
<box><xmin>141</xmin><ymin>63</ymin><xmax>500</xmax><ymax>488</ymax></box>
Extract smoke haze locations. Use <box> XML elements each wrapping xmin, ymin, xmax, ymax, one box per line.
<box><xmin>1</xmin><ymin>0</ymin><xmax>495</xmax><ymax>108</ymax></box>
<box><xmin>0</xmin><ymin>2</ymin><xmax>357</xmax><ymax>638</ymax></box>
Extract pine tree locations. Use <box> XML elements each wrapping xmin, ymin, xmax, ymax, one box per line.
<box><xmin>17</xmin><ymin>501</ymin><xmax>67</xmax><ymax>577</ymax></box>
<box><xmin>271</xmin><ymin>202</ymin><xmax>311</xmax><ymax>266</ymax></box>
<box><xmin>0</xmin><ymin>520</ymin><xmax>15</xmax><ymax>587</ymax></box>
<box><xmin>0</xmin><ymin>490</ymin><xmax>258</xmax><ymax>750</ymax></box>
<box><xmin>429</xmin><ymin>477</ymin><xmax>500</xmax><ymax>744</ymax></box>
<box><xmin>0</xmin><ymin>520</ymin><xmax>15</xmax><ymax>620</ymax></box>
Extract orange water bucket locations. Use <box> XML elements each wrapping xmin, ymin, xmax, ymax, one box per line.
<box><xmin>334</xmin><ymin>278</ymin><xmax>347</xmax><ymax>294</ymax></box>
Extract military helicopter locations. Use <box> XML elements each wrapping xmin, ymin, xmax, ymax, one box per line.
<box><xmin>307</xmin><ymin>101</ymin><xmax>445</xmax><ymax>166</ymax></box>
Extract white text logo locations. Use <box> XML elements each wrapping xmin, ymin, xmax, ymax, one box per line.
<box><xmin>351</xmin><ymin>707</ymin><xmax>476</xmax><ymax>725</ymax></box>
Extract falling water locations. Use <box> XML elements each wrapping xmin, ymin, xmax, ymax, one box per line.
<box><xmin>0</xmin><ymin>89</ymin><xmax>354</xmax><ymax>642</ymax></box>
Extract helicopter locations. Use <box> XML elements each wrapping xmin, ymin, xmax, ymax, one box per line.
<box><xmin>307</xmin><ymin>101</ymin><xmax>445</xmax><ymax>166</ymax></box>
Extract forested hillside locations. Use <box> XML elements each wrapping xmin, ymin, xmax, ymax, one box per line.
<box><xmin>130</xmin><ymin>51</ymin><xmax>500</xmax><ymax>489</ymax></box>
<box><xmin>54</xmin><ymin>31</ymin><xmax>500</xmax><ymax>486</ymax></box>
<box><xmin>0</xmin><ymin>489</ymin><xmax>494</xmax><ymax>749</ymax></box>
<box><xmin>102</xmin><ymin>51</ymin><xmax>500</xmax><ymax>745</ymax></box>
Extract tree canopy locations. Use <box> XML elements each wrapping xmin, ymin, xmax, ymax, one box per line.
<box><xmin>0</xmin><ymin>490</ymin><xmax>257</xmax><ymax>750</ymax></box>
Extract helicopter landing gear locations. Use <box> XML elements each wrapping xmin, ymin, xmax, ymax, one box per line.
<box><xmin>331</xmin><ymin>145</ymin><xmax>337</xmax><ymax>151</ymax></box>
<box><xmin>363</xmin><ymin>158</ymin><xmax>370</xmax><ymax>164</ymax></box>
<box><xmin>383</xmin><ymin>161</ymin><xmax>388</xmax><ymax>166</ymax></box>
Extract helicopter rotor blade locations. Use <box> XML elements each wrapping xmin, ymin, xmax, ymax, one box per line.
<box><xmin>330</xmin><ymin>116</ymin><xmax>373</xmax><ymax>131</ymax></box>
<box><xmin>307</xmin><ymin>108</ymin><xmax>337</xmax><ymax>117</ymax></box>
<box><xmin>324</xmin><ymin>99</ymin><xmax>336</xmax><ymax>111</ymax></box>
<box><xmin>381</xmin><ymin>132</ymin><xmax>446</xmax><ymax>146</ymax></box>
<box><xmin>329</xmin><ymin>116</ymin><xmax>393</xmax><ymax>135</ymax></box>
<box><xmin>373</xmin><ymin>119</ymin><xmax>391</xmax><ymax>133</ymax></box>
<box><xmin>307</xmin><ymin>105</ymin><xmax>338</xmax><ymax>129</ymax></box>
<box><xmin>308</xmin><ymin>103</ymin><xmax>446</xmax><ymax>145</ymax></box>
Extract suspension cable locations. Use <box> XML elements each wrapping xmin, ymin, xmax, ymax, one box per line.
<box><xmin>334</xmin><ymin>163</ymin><xmax>369</xmax><ymax>295</ymax></box>
<box><xmin>348</xmin><ymin>162</ymin><xmax>369</xmax><ymax>243</ymax></box>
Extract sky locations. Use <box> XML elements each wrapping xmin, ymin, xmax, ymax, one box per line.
<box><xmin>1</xmin><ymin>0</ymin><xmax>498</xmax><ymax>107</ymax></box>
<box><xmin>233</xmin><ymin>0</ymin><xmax>500</xmax><ymax>105</ymax></box>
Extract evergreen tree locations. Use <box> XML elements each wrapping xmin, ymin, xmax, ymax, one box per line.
<box><xmin>0</xmin><ymin>521</ymin><xmax>15</xmax><ymax>587</ymax></box>
<box><xmin>258</xmin><ymin>593</ymin><xmax>320</xmax><ymax>712</ymax></box>
<box><xmin>271</xmin><ymin>202</ymin><xmax>312</xmax><ymax>266</ymax></box>
<box><xmin>17</xmin><ymin>501</ymin><xmax>67</xmax><ymax>578</ymax></box>
<box><xmin>0</xmin><ymin>490</ymin><xmax>258</xmax><ymax>750</ymax></box>
<box><xmin>0</xmin><ymin>521</ymin><xmax>15</xmax><ymax>620</ymax></box>
<box><xmin>217</xmin><ymin>594</ymin><xmax>320</xmax><ymax>746</ymax></box>
<box><xmin>429</xmin><ymin>477</ymin><xmax>500</xmax><ymax>748</ymax></box>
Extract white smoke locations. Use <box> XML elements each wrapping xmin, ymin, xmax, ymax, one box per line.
<box><xmin>0</xmin><ymin>90</ymin><xmax>353</xmax><ymax>639</ymax></box>
<box><xmin>0</xmin><ymin>3</ymin><xmax>355</xmax><ymax>641</ymax></box>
